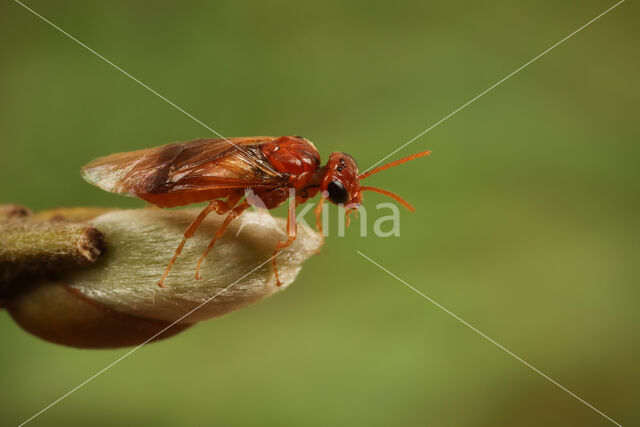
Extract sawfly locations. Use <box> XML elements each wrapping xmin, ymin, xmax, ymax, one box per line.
<box><xmin>82</xmin><ymin>136</ymin><xmax>430</xmax><ymax>287</ymax></box>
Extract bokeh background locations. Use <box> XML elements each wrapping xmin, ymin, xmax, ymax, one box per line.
<box><xmin>1</xmin><ymin>0</ymin><xmax>638</xmax><ymax>425</ymax></box>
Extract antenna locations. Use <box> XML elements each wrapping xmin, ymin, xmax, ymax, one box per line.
<box><xmin>359</xmin><ymin>186</ymin><xmax>415</xmax><ymax>212</ymax></box>
<box><xmin>359</xmin><ymin>150</ymin><xmax>431</xmax><ymax>180</ymax></box>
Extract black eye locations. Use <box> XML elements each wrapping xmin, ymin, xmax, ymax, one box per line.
<box><xmin>327</xmin><ymin>180</ymin><xmax>349</xmax><ymax>205</ymax></box>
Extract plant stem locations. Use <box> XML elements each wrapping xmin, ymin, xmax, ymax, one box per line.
<box><xmin>0</xmin><ymin>206</ymin><xmax>106</xmax><ymax>298</ymax></box>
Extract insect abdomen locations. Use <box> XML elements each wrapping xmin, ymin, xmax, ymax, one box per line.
<box><xmin>140</xmin><ymin>188</ymin><xmax>240</xmax><ymax>208</ymax></box>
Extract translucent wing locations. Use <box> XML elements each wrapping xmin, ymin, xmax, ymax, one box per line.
<box><xmin>82</xmin><ymin>137</ymin><xmax>286</xmax><ymax>198</ymax></box>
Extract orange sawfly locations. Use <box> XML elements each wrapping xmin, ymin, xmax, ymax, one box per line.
<box><xmin>82</xmin><ymin>136</ymin><xmax>430</xmax><ymax>287</ymax></box>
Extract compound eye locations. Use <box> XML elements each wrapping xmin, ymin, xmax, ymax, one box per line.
<box><xmin>327</xmin><ymin>180</ymin><xmax>349</xmax><ymax>205</ymax></box>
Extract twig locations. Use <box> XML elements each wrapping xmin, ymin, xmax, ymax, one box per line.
<box><xmin>0</xmin><ymin>205</ymin><xmax>322</xmax><ymax>348</ymax></box>
<box><xmin>0</xmin><ymin>207</ymin><xmax>107</xmax><ymax>298</ymax></box>
<box><xmin>0</xmin><ymin>220</ymin><xmax>106</xmax><ymax>294</ymax></box>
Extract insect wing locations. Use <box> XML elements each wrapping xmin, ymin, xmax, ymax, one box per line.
<box><xmin>82</xmin><ymin>137</ymin><xmax>284</xmax><ymax>196</ymax></box>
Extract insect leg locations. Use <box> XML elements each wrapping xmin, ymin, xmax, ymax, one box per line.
<box><xmin>272</xmin><ymin>196</ymin><xmax>298</xmax><ymax>287</ymax></box>
<box><xmin>194</xmin><ymin>200</ymin><xmax>250</xmax><ymax>280</ymax></box>
<box><xmin>313</xmin><ymin>197</ymin><xmax>326</xmax><ymax>253</ymax></box>
<box><xmin>157</xmin><ymin>201</ymin><xmax>219</xmax><ymax>287</ymax></box>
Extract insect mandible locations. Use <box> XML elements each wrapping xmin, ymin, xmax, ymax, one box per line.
<box><xmin>82</xmin><ymin>136</ymin><xmax>431</xmax><ymax>287</ymax></box>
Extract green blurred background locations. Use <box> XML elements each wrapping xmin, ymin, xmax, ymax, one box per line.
<box><xmin>1</xmin><ymin>0</ymin><xmax>638</xmax><ymax>425</ymax></box>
